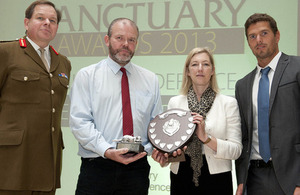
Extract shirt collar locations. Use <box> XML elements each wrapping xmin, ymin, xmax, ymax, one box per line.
<box><xmin>107</xmin><ymin>56</ymin><xmax>133</xmax><ymax>75</ymax></box>
<box><xmin>256</xmin><ymin>51</ymin><xmax>282</xmax><ymax>72</ymax></box>
<box><xmin>26</xmin><ymin>36</ymin><xmax>50</xmax><ymax>54</ymax></box>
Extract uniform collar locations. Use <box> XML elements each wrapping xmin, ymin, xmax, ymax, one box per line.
<box><xmin>26</xmin><ymin>36</ymin><xmax>50</xmax><ymax>54</ymax></box>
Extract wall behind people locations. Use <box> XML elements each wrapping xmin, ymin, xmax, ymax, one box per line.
<box><xmin>1</xmin><ymin>0</ymin><xmax>299</xmax><ymax>194</ymax></box>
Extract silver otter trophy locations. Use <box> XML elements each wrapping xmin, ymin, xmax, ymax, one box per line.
<box><xmin>115</xmin><ymin>135</ymin><xmax>144</xmax><ymax>153</ymax></box>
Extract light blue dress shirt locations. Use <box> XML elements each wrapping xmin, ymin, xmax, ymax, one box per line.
<box><xmin>69</xmin><ymin>56</ymin><xmax>162</xmax><ymax>158</ymax></box>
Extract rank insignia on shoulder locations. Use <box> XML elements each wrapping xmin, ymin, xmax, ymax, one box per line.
<box><xmin>58</xmin><ymin>73</ymin><xmax>68</xmax><ymax>79</ymax></box>
<box><xmin>19</xmin><ymin>38</ymin><xmax>27</xmax><ymax>47</ymax></box>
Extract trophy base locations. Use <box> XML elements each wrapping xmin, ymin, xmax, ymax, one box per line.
<box><xmin>168</xmin><ymin>152</ymin><xmax>186</xmax><ymax>162</ymax></box>
<box><xmin>117</xmin><ymin>142</ymin><xmax>144</xmax><ymax>153</ymax></box>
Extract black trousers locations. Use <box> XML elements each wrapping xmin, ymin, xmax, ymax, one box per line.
<box><xmin>170</xmin><ymin>155</ymin><xmax>233</xmax><ymax>195</ymax></box>
<box><xmin>75</xmin><ymin>156</ymin><xmax>150</xmax><ymax>195</ymax></box>
<box><xmin>246</xmin><ymin>160</ymin><xmax>285</xmax><ymax>195</ymax></box>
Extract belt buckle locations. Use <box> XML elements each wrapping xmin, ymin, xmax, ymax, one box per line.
<box><xmin>251</xmin><ymin>160</ymin><xmax>272</xmax><ymax>168</ymax></box>
<box><xmin>254</xmin><ymin>160</ymin><xmax>260</xmax><ymax>168</ymax></box>
<box><xmin>250</xmin><ymin>160</ymin><xmax>263</xmax><ymax>168</ymax></box>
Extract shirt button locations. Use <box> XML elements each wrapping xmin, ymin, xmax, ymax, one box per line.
<box><xmin>24</xmin><ymin>76</ymin><xmax>28</xmax><ymax>81</ymax></box>
<box><xmin>49</xmin><ymin>73</ymin><xmax>53</xmax><ymax>77</ymax></box>
<box><xmin>52</xmin><ymin>127</ymin><xmax>55</xmax><ymax>132</ymax></box>
<box><xmin>52</xmin><ymin>108</ymin><xmax>55</xmax><ymax>113</ymax></box>
<box><xmin>51</xmin><ymin>90</ymin><xmax>55</xmax><ymax>94</ymax></box>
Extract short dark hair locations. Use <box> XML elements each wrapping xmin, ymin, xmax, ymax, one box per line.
<box><xmin>244</xmin><ymin>13</ymin><xmax>278</xmax><ymax>39</ymax></box>
<box><xmin>107</xmin><ymin>18</ymin><xmax>139</xmax><ymax>38</ymax></box>
<box><xmin>25</xmin><ymin>0</ymin><xmax>62</xmax><ymax>24</ymax></box>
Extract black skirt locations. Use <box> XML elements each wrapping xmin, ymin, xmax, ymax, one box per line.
<box><xmin>170</xmin><ymin>155</ymin><xmax>233</xmax><ymax>195</ymax></box>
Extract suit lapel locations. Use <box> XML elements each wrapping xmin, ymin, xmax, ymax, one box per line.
<box><xmin>49</xmin><ymin>48</ymin><xmax>59</xmax><ymax>72</ymax></box>
<box><xmin>246</xmin><ymin>68</ymin><xmax>257</xmax><ymax>144</ymax></box>
<box><xmin>23</xmin><ymin>38</ymin><xmax>60</xmax><ymax>73</ymax></box>
<box><xmin>269</xmin><ymin>53</ymin><xmax>289</xmax><ymax>112</ymax></box>
<box><xmin>23</xmin><ymin>41</ymin><xmax>48</xmax><ymax>72</ymax></box>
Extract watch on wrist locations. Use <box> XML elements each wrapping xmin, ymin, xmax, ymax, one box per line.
<box><xmin>203</xmin><ymin>134</ymin><xmax>212</xmax><ymax>144</ymax></box>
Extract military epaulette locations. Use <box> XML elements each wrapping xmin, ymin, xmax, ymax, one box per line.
<box><xmin>50</xmin><ymin>45</ymin><xmax>59</xmax><ymax>55</ymax></box>
<box><xmin>19</xmin><ymin>38</ymin><xmax>27</xmax><ymax>47</ymax></box>
<box><xmin>0</xmin><ymin>39</ymin><xmax>18</xmax><ymax>43</ymax></box>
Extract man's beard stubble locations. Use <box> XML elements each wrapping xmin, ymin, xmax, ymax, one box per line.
<box><xmin>109</xmin><ymin>44</ymin><xmax>134</xmax><ymax>65</ymax></box>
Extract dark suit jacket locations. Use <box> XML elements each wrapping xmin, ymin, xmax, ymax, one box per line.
<box><xmin>235</xmin><ymin>53</ymin><xmax>300</xmax><ymax>195</ymax></box>
<box><xmin>0</xmin><ymin>38</ymin><xmax>71</xmax><ymax>191</ymax></box>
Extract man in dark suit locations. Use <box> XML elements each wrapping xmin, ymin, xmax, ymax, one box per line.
<box><xmin>0</xmin><ymin>1</ymin><xmax>71</xmax><ymax>194</ymax></box>
<box><xmin>235</xmin><ymin>13</ymin><xmax>300</xmax><ymax>195</ymax></box>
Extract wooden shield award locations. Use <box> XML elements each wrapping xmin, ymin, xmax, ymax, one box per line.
<box><xmin>148</xmin><ymin>108</ymin><xmax>196</xmax><ymax>161</ymax></box>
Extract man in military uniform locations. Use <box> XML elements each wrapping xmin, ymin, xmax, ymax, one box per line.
<box><xmin>0</xmin><ymin>1</ymin><xmax>71</xmax><ymax>194</ymax></box>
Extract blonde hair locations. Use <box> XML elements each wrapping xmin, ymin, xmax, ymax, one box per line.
<box><xmin>180</xmin><ymin>47</ymin><xmax>219</xmax><ymax>95</ymax></box>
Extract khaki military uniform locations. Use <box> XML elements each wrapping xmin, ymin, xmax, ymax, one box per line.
<box><xmin>0</xmin><ymin>38</ymin><xmax>71</xmax><ymax>191</ymax></box>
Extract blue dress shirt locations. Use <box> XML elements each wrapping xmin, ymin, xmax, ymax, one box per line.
<box><xmin>69</xmin><ymin>57</ymin><xmax>162</xmax><ymax>158</ymax></box>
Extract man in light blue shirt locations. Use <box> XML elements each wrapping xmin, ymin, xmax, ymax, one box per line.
<box><xmin>69</xmin><ymin>18</ymin><xmax>162</xmax><ymax>195</ymax></box>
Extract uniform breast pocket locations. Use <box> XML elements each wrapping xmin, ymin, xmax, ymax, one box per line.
<box><xmin>58</xmin><ymin>76</ymin><xmax>69</xmax><ymax>89</ymax></box>
<box><xmin>9</xmin><ymin>71</ymin><xmax>40</xmax><ymax>104</ymax></box>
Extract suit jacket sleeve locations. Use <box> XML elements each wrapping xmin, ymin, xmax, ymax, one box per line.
<box><xmin>235</xmin><ymin>78</ymin><xmax>251</xmax><ymax>185</ymax></box>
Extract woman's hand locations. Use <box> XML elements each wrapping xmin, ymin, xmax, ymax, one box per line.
<box><xmin>151</xmin><ymin>148</ymin><xmax>169</xmax><ymax>167</ymax></box>
<box><xmin>191</xmin><ymin>112</ymin><xmax>207</xmax><ymax>142</ymax></box>
<box><xmin>191</xmin><ymin>112</ymin><xmax>217</xmax><ymax>151</ymax></box>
